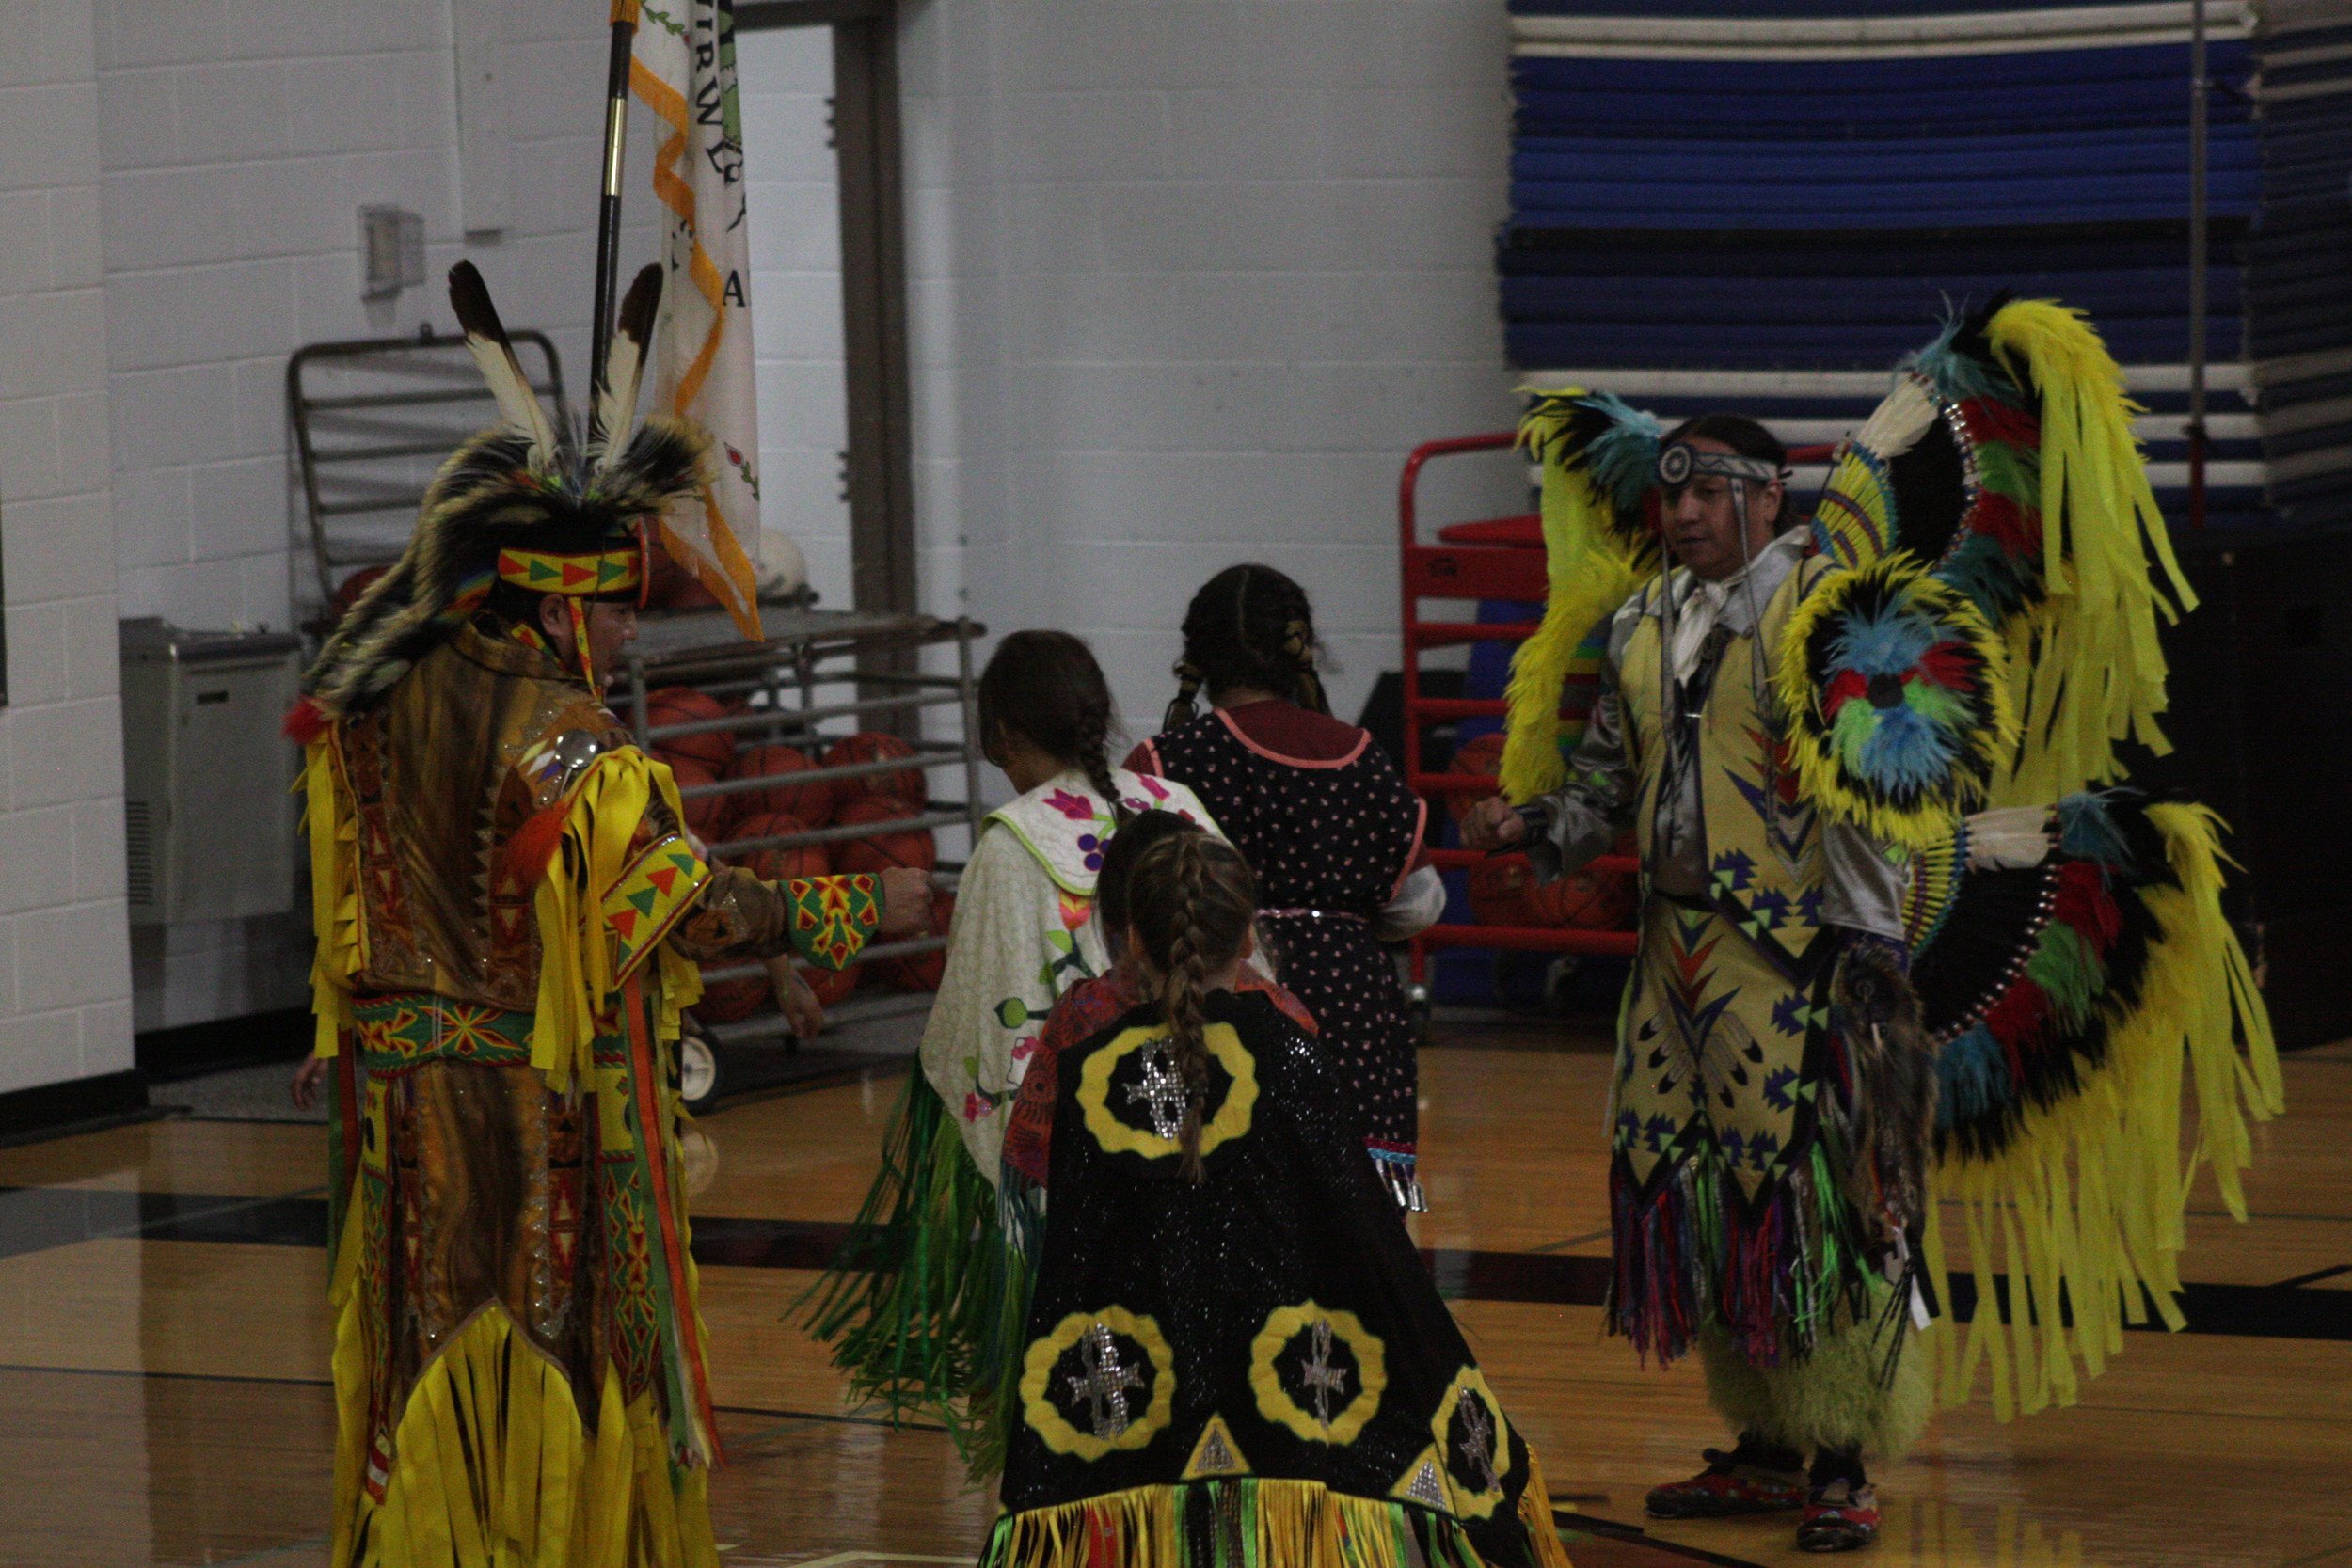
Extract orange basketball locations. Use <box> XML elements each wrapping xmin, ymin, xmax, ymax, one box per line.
<box><xmin>805</xmin><ymin>962</ymin><xmax>861</xmax><ymax>1006</ymax></box>
<box><xmin>644</xmin><ymin>686</ymin><xmax>736</xmax><ymax>771</ymax></box>
<box><xmin>876</xmin><ymin>891</ymin><xmax>956</xmax><ymax>990</ymax></box>
<box><xmin>692</xmin><ymin>969</ymin><xmax>771</xmax><ymax>1023</ymax></box>
<box><xmin>727</xmin><ymin>743</ymin><xmax>835</xmax><ymax>827</ymax></box>
<box><xmin>1465</xmin><ymin>857</ymin><xmax>1533</xmax><ymax>927</ymax></box>
<box><xmin>826</xmin><ymin>732</ymin><xmax>925</xmax><ymax>808</ymax></box>
<box><xmin>666</xmin><ymin>757</ymin><xmax>730</xmax><ymax>837</ymax></box>
<box><xmin>646</xmin><ymin>539</ymin><xmax>722</xmax><ymax>611</ymax></box>
<box><xmin>1525</xmin><ymin>867</ymin><xmax>1635</xmax><ymax>930</ymax></box>
<box><xmin>724</xmin><ymin>812</ymin><xmax>828</xmax><ymax>881</ymax></box>
<box><xmin>834</xmin><ymin>795</ymin><xmax>936</xmax><ymax>877</ymax></box>
<box><xmin>326</xmin><ymin>565</ymin><xmax>389</xmax><ymax>627</ymax></box>
<box><xmin>1446</xmin><ymin>733</ymin><xmax>1507</xmax><ymax>826</ymax></box>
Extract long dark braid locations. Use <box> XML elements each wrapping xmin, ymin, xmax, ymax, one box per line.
<box><xmin>977</xmin><ymin>629</ymin><xmax>1132</xmax><ymax>823</ymax></box>
<box><xmin>1127</xmin><ymin>832</ymin><xmax>1257</xmax><ymax>1181</ymax></box>
<box><xmin>1163</xmin><ymin>562</ymin><xmax>1329</xmax><ymax>731</ymax></box>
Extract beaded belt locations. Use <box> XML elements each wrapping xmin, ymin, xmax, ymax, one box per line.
<box><xmin>351</xmin><ymin>991</ymin><xmax>535</xmax><ymax>1071</ymax></box>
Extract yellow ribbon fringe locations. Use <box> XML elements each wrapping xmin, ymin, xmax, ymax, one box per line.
<box><xmin>988</xmin><ymin>1457</ymin><xmax>1574</xmax><ymax>1568</ymax></box>
<box><xmin>328</xmin><ymin>1301</ymin><xmax>716</xmax><ymax>1568</ymax></box>
<box><xmin>1983</xmin><ymin>299</ymin><xmax>2196</xmax><ymax>804</ymax></box>
<box><xmin>1923</xmin><ymin>801</ymin><xmax>2282</xmax><ymax>1421</ymax></box>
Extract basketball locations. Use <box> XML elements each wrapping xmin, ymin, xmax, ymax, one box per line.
<box><xmin>1525</xmin><ymin>867</ymin><xmax>1635</xmax><ymax>929</ymax></box>
<box><xmin>876</xmin><ymin>891</ymin><xmax>956</xmax><ymax>990</ymax></box>
<box><xmin>666</xmin><ymin>757</ymin><xmax>730</xmax><ymax>838</ymax></box>
<box><xmin>834</xmin><ymin>795</ymin><xmax>936</xmax><ymax>877</ymax></box>
<box><xmin>645</xmin><ymin>538</ymin><xmax>721</xmax><ymax>611</ymax></box>
<box><xmin>1465</xmin><ymin>858</ymin><xmax>1533</xmax><ymax>927</ymax></box>
<box><xmin>644</xmin><ymin>687</ymin><xmax>737</xmax><ymax>771</ymax></box>
<box><xmin>724</xmin><ymin>812</ymin><xmax>827</xmax><ymax>881</ymax></box>
<box><xmin>691</xmin><ymin>968</ymin><xmax>771</xmax><ymax>1023</ymax></box>
<box><xmin>727</xmin><ymin>743</ymin><xmax>835</xmax><ymax>827</ymax></box>
<box><xmin>826</xmin><ymin>732</ymin><xmax>925</xmax><ymax>808</ymax></box>
<box><xmin>1445</xmin><ymin>733</ymin><xmax>1508</xmax><ymax>825</ymax></box>
<box><xmin>326</xmin><ymin>565</ymin><xmax>389</xmax><ymax>627</ymax></box>
<box><xmin>804</xmin><ymin>962</ymin><xmax>861</xmax><ymax>1006</ymax></box>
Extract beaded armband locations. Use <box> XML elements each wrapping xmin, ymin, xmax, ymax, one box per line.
<box><xmin>789</xmin><ymin>874</ymin><xmax>881</xmax><ymax>970</ymax></box>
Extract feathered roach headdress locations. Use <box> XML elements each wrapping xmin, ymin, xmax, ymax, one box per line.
<box><xmin>291</xmin><ymin>261</ymin><xmax>708</xmax><ymax>734</ymax></box>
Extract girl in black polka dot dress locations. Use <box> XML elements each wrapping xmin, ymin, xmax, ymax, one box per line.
<box><xmin>1128</xmin><ymin>564</ymin><xmax>1445</xmax><ymax>1209</ymax></box>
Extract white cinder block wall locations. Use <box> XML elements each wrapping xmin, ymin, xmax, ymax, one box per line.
<box><xmin>94</xmin><ymin>0</ymin><xmax>657</xmax><ymax>1031</ymax></box>
<box><xmin>893</xmin><ymin>0</ymin><xmax>1527</xmax><ymax>743</ymax></box>
<box><xmin>0</xmin><ymin>0</ymin><xmax>135</xmax><ymax>1098</ymax></box>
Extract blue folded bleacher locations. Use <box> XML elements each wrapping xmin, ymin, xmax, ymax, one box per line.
<box><xmin>1494</xmin><ymin>0</ymin><xmax>2342</xmax><ymax>537</ymax></box>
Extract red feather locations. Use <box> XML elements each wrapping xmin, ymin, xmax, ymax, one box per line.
<box><xmin>500</xmin><ymin>806</ymin><xmax>567</xmax><ymax>894</ymax></box>
<box><xmin>1963</xmin><ymin>490</ymin><xmax>2039</xmax><ymax>558</ymax></box>
<box><xmin>283</xmin><ymin>697</ymin><xmax>328</xmax><ymax>745</ymax></box>
<box><xmin>1822</xmin><ymin>670</ymin><xmax>1868</xmax><ymax>716</ymax></box>
<box><xmin>2051</xmin><ymin>859</ymin><xmax>2123</xmax><ymax>953</ymax></box>
<box><xmin>1915</xmin><ymin>641</ymin><xmax>1979</xmax><ymax>693</ymax></box>
<box><xmin>1960</xmin><ymin>396</ymin><xmax>2040</xmax><ymax>451</ymax></box>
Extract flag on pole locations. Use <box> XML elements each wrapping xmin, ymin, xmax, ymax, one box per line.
<box><xmin>631</xmin><ymin>0</ymin><xmax>765</xmax><ymax>637</ymax></box>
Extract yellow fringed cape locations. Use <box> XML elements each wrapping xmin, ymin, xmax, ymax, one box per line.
<box><xmin>302</xmin><ymin>735</ymin><xmax>723</xmax><ymax>1568</ymax></box>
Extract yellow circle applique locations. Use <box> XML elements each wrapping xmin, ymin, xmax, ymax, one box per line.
<box><xmin>1431</xmin><ymin>1367</ymin><xmax>1512</xmax><ymax>1519</ymax></box>
<box><xmin>1019</xmin><ymin>1307</ymin><xmax>1177</xmax><ymax>1462</ymax></box>
<box><xmin>1075</xmin><ymin>1021</ymin><xmax>1258</xmax><ymax>1162</ymax></box>
<box><xmin>1248</xmin><ymin>1301</ymin><xmax>1387</xmax><ymax>1445</ymax></box>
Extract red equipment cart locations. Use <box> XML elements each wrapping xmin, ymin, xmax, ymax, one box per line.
<box><xmin>1395</xmin><ymin>431</ymin><xmax>1836</xmax><ymax>999</ymax></box>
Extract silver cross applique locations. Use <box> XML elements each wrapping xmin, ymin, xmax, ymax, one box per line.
<box><xmin>1066</xmin><ymin>1322</ymin><xmax>1144</xmax><ymax>1438</ymax></box>
<box><xmin>1456</xmin><ymin>1393</ymin><xmax>1502</xmax><ymax>1493</ymax></box>
<box><xmin>1299</xmin><ymin>1318</ymin><xmax>1350</xmax><ymax>1429</ymax></box>
<box><xmin>1126</xmin><ymin>1040</ymin><xmax>1188</xmax><ymax>1141</ymax></box>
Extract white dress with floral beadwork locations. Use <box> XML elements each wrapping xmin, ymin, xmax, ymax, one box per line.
<box><xmin>918</xmin><ymin>767</ymin><xmax>1216</xmax><ymax>1180</ymax></box>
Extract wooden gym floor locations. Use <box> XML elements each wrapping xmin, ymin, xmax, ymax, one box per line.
<box><xmin>0</xmin><ymin>1020</ymin><xmax>2344</xmax><ymax>1568</ymax></box>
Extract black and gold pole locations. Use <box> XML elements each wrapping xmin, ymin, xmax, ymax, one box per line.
<box><xmin>588</xmin><ymin>0</ymin><xmax>641</xmax><ymax>436</ymax></box>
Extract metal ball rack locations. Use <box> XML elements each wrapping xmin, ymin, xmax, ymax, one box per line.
<box><xmin>616</xmin><ymin>603</ymin><xmax>989</xmax><ymax>1054</ymax></box>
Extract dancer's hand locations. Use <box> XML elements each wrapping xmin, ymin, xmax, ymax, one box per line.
<box><xmin>1459</xmin><ymin>796</ymin><xmax>1526</xmax><ymax>851</ymax></box>
<box><xmin>290</xmin><ymin>1055</ymin><xmax>328</xmax><ymax>1110</ymax></box>
<box><xmin>768</xmin><ymin>957</ymin><xmax>825</xmax><ymax>1040</ymax></box>
<box><xmin>875</xmin><ymin>866</ymin><xmax>933</xmax><ymax>937</ymax></box>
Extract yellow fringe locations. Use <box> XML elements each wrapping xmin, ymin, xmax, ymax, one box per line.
<box><xmin>1924</xmin><ymin>802</ymin><xmax>2281</xmax><ymax>1421</ymax></box>
<box><xmin>1983</xmin><ymin>299</ymin><xmax>2195</xmax><ymax>803</ymax></box>
<box><xmin>299</xmin><ymin>737</ymin><xmax>365</xmax><ymax>1060</ymax></box>
<box><xmin>989</xmin><ymin>1465</ymin><xmax>1575</xmax><ymax>1568</ymax></box>
<box><xmin>1500</xmin><ymin>403</ymin><xmax>1653</xmax><ymax>803</ymax></box>
<box><xmin>328</xmin><ymin>1302</ymin><xmax>717</xmax><ymax>1568</ymax></box>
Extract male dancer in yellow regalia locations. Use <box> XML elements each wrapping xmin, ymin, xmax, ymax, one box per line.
<box><xmin>289</xmin><ymin>261</ymin><xmax>927</xmax><ymax>1568</ymax></box>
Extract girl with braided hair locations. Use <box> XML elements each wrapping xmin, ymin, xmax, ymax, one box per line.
<box><xmin>986</xmin><ymin>831</ymin><xmax>1575</xmax><ymax>1568</ymax></box>
<box><xmin>807</xmin><ymin>629</ymin><xmax>1217</xmax><ymax>1457</ymax></box>
<box><xmin>1135</xmin><ymin>564</ymin><xmax>1446</xmax><ymax>1207</ymax></box>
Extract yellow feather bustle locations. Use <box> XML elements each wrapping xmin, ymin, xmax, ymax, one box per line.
<box><xmin>1922</xmin><ymin>801</ymin><xmax>2282</xmax><ymax>1422</ymax></box>
<box><xmin>1982</xmin><ymin>299</ymin><xmax>2197</xmax><ymax>803</ymax></box>
<box><xmin>1499</xmin><ymin>397</ymin><xmax>1656</xmax><ymax>803</ymax></box>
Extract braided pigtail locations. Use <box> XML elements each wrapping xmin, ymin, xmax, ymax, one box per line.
<box><xmin>1073</xmin><ymin>698</ymin><xmax>1131</xmax><ymax>826</ymax></box>
<box><xmin>1162</xmin><ymin>660</ymin><xmax>1205</xmax><ymax>732</ymax></box>
<box><xmin>1270</xmin><ymin>570</ymin><xmax>1330</xmax><ymax>716</ymax></box>
<box><xmin>1127</xmin><ymin>832</ymin><xmax>1259</xmax><ymax>1184</ymax></box>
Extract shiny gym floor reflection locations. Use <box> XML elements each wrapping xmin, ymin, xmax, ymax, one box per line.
<box><xmin>1</xmin><ymin>1022</ymin><xmax>2346</xmax><ymax>1568</ymax></box>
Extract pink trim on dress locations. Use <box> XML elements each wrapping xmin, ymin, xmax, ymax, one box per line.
<box><xmin>1214</xmin><ymin>706</ymin><xmax>1369</xmax><ymax>769</ymax></box>
<box><xmin>1130</xmin><ymin>738</ymin><xmax>1165</xmax><ymax>777</ymax></box>
<box><xmin>1389</xmin><ymin>796</ymin><xmax>1429</xmax><ymax>901</ymax></box>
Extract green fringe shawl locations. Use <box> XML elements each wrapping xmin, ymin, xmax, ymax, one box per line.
<box><xmin>799</xmin><ymin>1072</ymin><xmax>1034</xmax><ymax>1472</ymax></box>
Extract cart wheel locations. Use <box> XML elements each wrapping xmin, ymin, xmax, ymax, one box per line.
<box><xmin>679</xmin><ymin>1031</ymin><xmax>721</xmax><ymax>1114</ymax></box>
<box><xmin>1406</xmin><ymin>983</ymin><xmax>1434</xmax><ymax>1047</ymax></box>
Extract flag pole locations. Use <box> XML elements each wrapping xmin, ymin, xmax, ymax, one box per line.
<box><xmin>590</xmin><ymin>0</ymin><xmax>642</xmax><ymax>430</ymax></box>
